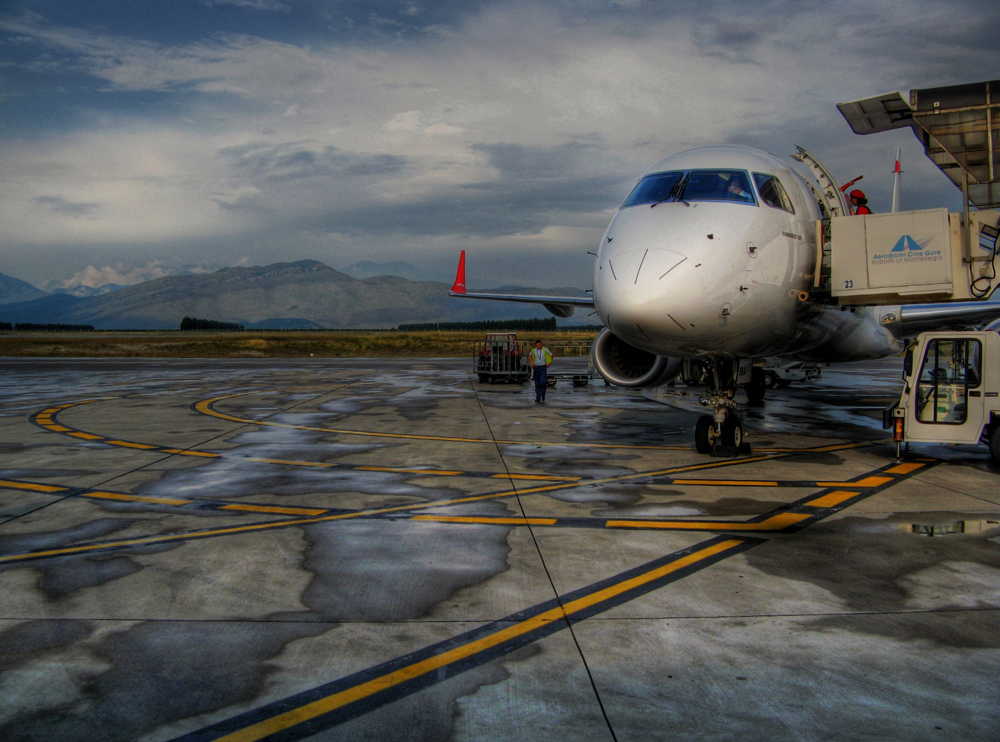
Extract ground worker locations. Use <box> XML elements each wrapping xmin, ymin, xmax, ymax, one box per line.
<box><xmin>529</xmin><ymin>339</ymin><xmax>552</xmax><ymax>403</ymax></box>
<box><xmin>849</xmin><ymin>189</ymin><xmax>872</xmax><ymax>215</ymax></box>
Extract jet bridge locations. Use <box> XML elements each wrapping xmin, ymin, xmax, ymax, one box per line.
<box><xmin>811</xmin><ymin>80</ymin><xmax>1000</xmax><ymax>305</ymax></box>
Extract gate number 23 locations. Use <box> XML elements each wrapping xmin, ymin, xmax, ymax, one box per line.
<box><xmin>844</xmin><ymin>280</ymin><xmax>854</xmax><ymax>289</ymax></box>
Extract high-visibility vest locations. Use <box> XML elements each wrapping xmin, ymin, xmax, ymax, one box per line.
<box><xmin>531</xmin><ymin>347</ymin><xmax>552</xmax><ymax>366</ymax></box>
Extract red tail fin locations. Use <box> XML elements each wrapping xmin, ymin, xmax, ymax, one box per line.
<box><xmin>450</xmin><ymin>250</ymin><xmax>467</xmax><ymax>294</ymax></box>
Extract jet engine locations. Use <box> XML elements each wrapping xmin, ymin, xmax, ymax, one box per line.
<box><xmin>591</xmin><ymin>328</ymin><xmax>682</xmax><ymax>388</ymax></box>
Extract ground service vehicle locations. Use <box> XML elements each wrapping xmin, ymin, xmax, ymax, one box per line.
<box><xmin>474</xmin><ymin>333</ymin><xmax>528</xmax><ymax>384</ymax></box>
<box><xmin>758</xmin><ymin>359</ymin><xmax>822</xmax><ymax>388</ymax></box>
<box><xmin>886</xmin><ymin>331</ymin><xmax>1000</xmax><ymax>465</ymax></box>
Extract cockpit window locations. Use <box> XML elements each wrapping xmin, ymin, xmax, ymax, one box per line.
<box><xmin>622</xmin><ymin>169</ymin><xmax>757</xmax><ymax>207</ymax></box>
<box><xmin>684</xmin><ymin>170</ymin><xmax>755</xmax><ymax>203</ymax></box>
<box><xmin>753</xmin><ymin>173</ymin><xmax>795</xmax><ymax>213</ymax></box>
<box><xmin>622</xmin><ymin>171</ymin><xmax>684</xmax><ymax>207</ymax></box>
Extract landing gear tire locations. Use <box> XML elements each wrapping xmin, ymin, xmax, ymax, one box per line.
<box><xmin>721</xmin><ymin>415</ymin><xmax>743</xmax><ymax>448</ymax></box>
<box><xmin>695</xmin><ymin>415</ymin><xmax>716</xmax><ymax>454</ymax></box>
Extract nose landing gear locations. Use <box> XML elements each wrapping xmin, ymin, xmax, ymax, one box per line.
<box><xmin>694</xmin><ymin>361</ymin><xmax>752</xmax><ymax>457</ymax></box>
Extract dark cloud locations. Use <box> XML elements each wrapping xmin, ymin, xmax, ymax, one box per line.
<box><xmin>34</xmin><ymin>195</ymin><xmax>100</xmax><ymax>216</ymax></box>
<box><xmin>283</xmin><ymin>141</ymin><xmax>633</xmax><ymax>239</ymax></box>
<box><xmin>218</xmin><ymin>142</ymin><xmax>409</xmax><ymax>183</ymax></box>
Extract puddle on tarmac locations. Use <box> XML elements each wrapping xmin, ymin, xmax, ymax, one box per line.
<box><xmin>905</xmin><ymin>519</ymin><xmax>999</xmax><ymax>537</ymax></box>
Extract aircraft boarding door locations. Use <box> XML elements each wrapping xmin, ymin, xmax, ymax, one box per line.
<box><xmin>910</xmin><ymin>337</ymin><xmax>984</xmax><ymax>441</ymax></box>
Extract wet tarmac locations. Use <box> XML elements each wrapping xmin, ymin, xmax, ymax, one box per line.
<box><xmin>0</xmin><ymin>356</ymin><xmax>998</xmax><ymax>741</ymax></box>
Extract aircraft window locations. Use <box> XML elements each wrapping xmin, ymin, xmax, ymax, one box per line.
<box><xmin>681</xmin><ymin>170</ymin><xmax>756</xmax><ymax>204</ymax></box>
<box><xmin>622</xmin><ymin>172</ymin><xmax>684</xmax><ymax>207</ymax></box>
<box><xmin>753</xmin><ymin>173</ymin><xmax>795</xmax><ymax>213</ymax></box>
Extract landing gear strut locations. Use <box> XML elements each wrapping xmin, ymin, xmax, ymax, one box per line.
<box><xmin>694</xmin><ymin>360</ymin><xmax>752</xmax><ymax>457</ymax></box>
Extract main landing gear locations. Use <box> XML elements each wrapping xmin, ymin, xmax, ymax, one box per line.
<box><xmin>693</xmin><ymin>360</ymin><xmax>753</xmax><ymax>457</ymax></box>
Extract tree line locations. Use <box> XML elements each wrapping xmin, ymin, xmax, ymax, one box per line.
<box><xmin>180</xmin><ymin>316</ymin><xmax>245</xmax><ymax>331</ymax></box>
<box><xmin>0</xmin><ymin>322</ymin><xmax>95</xmax><ymax>331</ymax></box>
<box><xmin>398</xmin><ymin>318</ymin><xmax>559</xmax><ymax>332</ymax></box>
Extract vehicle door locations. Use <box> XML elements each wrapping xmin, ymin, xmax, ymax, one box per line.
<box><xmin>908</xmin><ymin>336</ymin><xmax>985</xmax><ymax>442</ymax></box>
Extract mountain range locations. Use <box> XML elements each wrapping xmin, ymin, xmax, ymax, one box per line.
<box><xmin>0</xmin><ymin>260</ymin><xmax>589</xmax><ymax>330</ymax></box>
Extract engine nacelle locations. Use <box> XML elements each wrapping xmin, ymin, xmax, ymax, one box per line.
<box><xmin>591</xmin><ymin>328</ymin><xmax>682</xmax><ymax>388</ymax></box>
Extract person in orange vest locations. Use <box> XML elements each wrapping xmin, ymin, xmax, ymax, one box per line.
<box><xmin>849</xmin><ymin>189</ymin><xmax>872</xmax><ymax>215</ymax></box>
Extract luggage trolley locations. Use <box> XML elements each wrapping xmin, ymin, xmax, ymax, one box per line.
<box><xmin>474</xmin><ymin>333</ymin><xmax>530</xmax><ymax>384</ymax></box>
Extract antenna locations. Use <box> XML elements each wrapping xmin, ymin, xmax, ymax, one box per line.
<box><xmin>891</xmin><ymin>146</ymin><xmax>902</xmax><ymax>213</ymax></box>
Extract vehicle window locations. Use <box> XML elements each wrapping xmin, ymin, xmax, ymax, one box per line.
<box><xmin>753</xmin><ymin>173</ymin><xmax>795</xmax><ymax>213</ymax></box>
<box><xmin>915</xmin><ymin>338</ymin><xmax>981</xmax><ymax>424</ymax></box>
<box><xmin>683</xmin><ymin>170</ymin><xmax>756</xmax><ymax>204</ymax></box>
<box><xmin>622</xmin><ymin>172</ymin><xmax>684</xmax><ymax>207</ymax></box>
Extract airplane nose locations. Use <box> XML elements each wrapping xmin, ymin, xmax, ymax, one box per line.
<box><xmin>595</xmin><ymin>248</ymin><xmax>698</xmax><ymax>333</ymax></box>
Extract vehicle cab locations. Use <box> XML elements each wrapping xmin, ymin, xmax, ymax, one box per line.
<box><xmin>887</xmin><ymin>330</ymin><xmax>1000</xmax><ymax>464</ymax></box>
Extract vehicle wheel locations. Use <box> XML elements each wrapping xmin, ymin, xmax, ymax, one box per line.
<box><xmin>695</xmin><ymin>415</ymin><xmax>716</xmax><ymax>454</ymax></box>
<box><xmin>547</xmin><ymin>379</ymin><xmax>557</xmax><ymax>387</ymax></box>
<box><xmin>746</xmin><ymin>368</ymin><xmax>766</xmax><ymax>405</ymax></box>
<box><xmin>775</xmin><ymin>378</ymin><xmax>791</xmax><ymax>388</ymax></box>
<box><xmin>488</xmin><ymin>375</ymin><xmax>496</xmax><ymax>384</ymax></box>
<box><xmin>478</xmin><ymin>373</ymin><xmax>488</xmax><ymax>383</ymax></box>
<box><xmin>990</xmin><ymin>426</ymin><xmax>1000</xmax><ymax>465</ymax></box>
<box><xmin>573</xmin><ymin>377</ymin><xmax>589</xmax><ymax>387</ymax></box>
<box><xmin>763</xmin><ymin>371</ymin><xmax>777</xmax><ymax>388</ymax></box>
<box><xmin>721</xmin><ymin>415</ymin><xmax>743</xmax><ymax>448</ymax></box>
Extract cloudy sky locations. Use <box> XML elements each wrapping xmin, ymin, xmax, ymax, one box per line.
<box><xmin>2</xmin><ymin>0</ymin><xmax>998</xmax><ymax>290</ymax></box>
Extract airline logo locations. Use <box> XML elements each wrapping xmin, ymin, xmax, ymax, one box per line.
<box><xmin>871</xmin><ymin>234</ymin><xmax>943</xmax><ymax>267</ymax></box>
<box><xmin>890</xmin><ymin>235</ymin><xmax>923</xmax><ymax>252</ymax></box>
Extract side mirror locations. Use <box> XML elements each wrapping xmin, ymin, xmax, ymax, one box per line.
<box><xmin>903</xmin><ymin>348</ymin><xmax>913</xmax><ymax>378</ymax></box>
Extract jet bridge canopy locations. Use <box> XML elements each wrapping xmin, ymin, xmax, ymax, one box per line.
<box><xmin>837</xmin><ymin>80</ymin><xmax>1000</xmax><ymax>209</ymax></box>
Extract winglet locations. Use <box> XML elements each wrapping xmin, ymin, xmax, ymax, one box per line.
<box><xmin>450</xmin><ymin>250</ymin><xmax>467</xmax><ymax>294</ymax></box>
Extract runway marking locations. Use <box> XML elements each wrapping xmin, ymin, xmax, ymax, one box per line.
<box><xmin>162</xmin><ymin>449</ymin><xmax>220</xmax><ymax>458</ymax></box>
<box><xmin>803</xmin><ymin>490</ymin><xmax>860</xmax><ymax>508</ymax></box>
<box><xmin>170</xmin><ymin>536</ymin><xmax>759</xmax><ymax>742</ymax></box>
<box><xmin>497</xmin><ymin>473</ymin><xmax>581</xmax><ymax>481</ymax></box>
<box><xmin>28</xmin><ymin>401</ymin><xmax>683</xmax><ymax>481</ymax></box>
<box><xmin>87</xmin><ymin>491</ymin><xmax>193</xmax><ymax>506</ymax></box>
<box><xmin>672</xmin><ymin>478</ymin><xmax>778</xmax><ymax>486</ymax></box>
<box><xmin>815</xmin><ymin>476</ymin><xmax>892</xmax><ymax>488</ymax></box>
<box><xmin>221</xmin><ymin>504</ymin><xmax>329</xmax><ymax>516</ymax></box>
<box><xmin>412</xmin><ymin>515</ymin><xmax>558</xmax><ymax>526</ymax></box>
<box><xmin>0</xmin><ymin>479</ymin><xmax>68</xmax><ymax>493</ymax></box>
<box><xmin>0</xmin><ymin>455</ymin><xmax>783</xmax><ymax>564</ymax></box>
<box><xmin>106</xmin><ymin>441</ymin><xmax>159</xmax><ymax>450</ymax></box>
<box><xmin>608</xmin><ymin>512</ymin><xmax>811</xmax><ymax>531</ymax></box>
<box><xmin>886</xmin><ymin>462</ymin><xmax>926</xmax><ymax>474</ymax></box>
<box><xmin>356</xmin><ymin>466</ymin><xmax>463</xmax><ymax>475</ymax></box>
<box><xmin>0</xmin><ymin>458</ymin><xmax>933</xmax><ymax>563</ymax></box>
<box><xmin>68</xmin><ymin>431</ymin><xmax>103</xmax><ymax>440</ymax></box>
<box><xmin>29</xmin><ymin>399</ymin><xmax>893</xmax><ymax>494</ymax></box>
<box><xmin>193</xmin><ymin>393</ymin><xmax>694</xmax><ymax>451</ymax></box>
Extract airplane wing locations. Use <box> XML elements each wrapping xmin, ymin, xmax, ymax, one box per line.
<box><xmin>448</xmin><ymin>251</ymin><xmax>595</xmax><ymax>318</ymax></box>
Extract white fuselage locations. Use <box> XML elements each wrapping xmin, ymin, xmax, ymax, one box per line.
<box><xmin>592</xmin><ymin>145</ymin><xmax>903</xmax><ymax>362</ymax></box>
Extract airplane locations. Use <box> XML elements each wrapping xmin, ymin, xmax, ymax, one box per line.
<box><xmin>450</xmin><ymin>141</ymin><xmax>1000</xmax><ymax>455</ymax></box>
